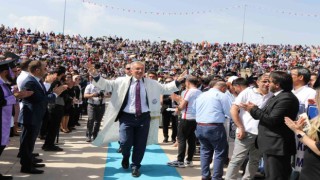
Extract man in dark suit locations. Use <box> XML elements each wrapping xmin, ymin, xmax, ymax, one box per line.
<box><xmin>241</xmin><ymin>71</ymin><xmax>299</xmax><ymax>180</ymax></box>
<box><xmin>19</xmin><ymin>61</ymin><xmax>65</xmax><ymax>174</ymax></box>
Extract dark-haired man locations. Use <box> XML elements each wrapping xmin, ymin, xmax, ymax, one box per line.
<box><xmin>168</xmin><ymin>75</ymin><xmax>202</xmax><ymax>168</ymax></box>
<box><xmin>241</xmin><ymin>71</ymin><xmax>299</xmax><ymax>180</ymax></box>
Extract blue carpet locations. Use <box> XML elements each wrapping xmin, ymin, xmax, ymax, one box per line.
<box><xmin>104</xmin><ymin>142</ymin><xmax>182</xmax><ymax>180</ymax></box>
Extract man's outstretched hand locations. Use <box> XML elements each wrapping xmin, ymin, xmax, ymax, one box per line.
<box><xmin>177</xmin><ymin>70</ymin><xmax>188</xmax><ymax>82</ymax></box>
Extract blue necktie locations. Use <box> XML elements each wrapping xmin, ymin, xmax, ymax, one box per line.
<box><xmin>39</xmin><ymin>80</ymin><xmax>46</xmax><ymax>93</ymax></box>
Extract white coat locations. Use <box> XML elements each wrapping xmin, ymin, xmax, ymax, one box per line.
<box><xmin>92</xmin><ymin>76</ymin><xmax>179</xmax><ymax>146</ymax></box>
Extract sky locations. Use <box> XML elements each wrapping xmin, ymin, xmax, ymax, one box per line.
<box><xmin>0</xmin><ymin>0</ymin><xmax>320</xmax><ymax>45</ymax></box>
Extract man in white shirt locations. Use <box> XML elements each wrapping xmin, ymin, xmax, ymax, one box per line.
<box><xmin>291</xmin><ymin>67</ymin><xmax>316</xmax><ymax>174</ymax></box>
<box><xmin>84</xmin><ymin>83</ymin><xmax>107</xmax><ymax>142</ymax></box>
<box><xmin>16</xmin><ymin>59</ymin><xmax>31</xmax><ymax>91</ymax></box>
<box><xmin>167</xmin><ymin>76</ymin><xmax>202</xmax><ymax>168</ymax></box>
<box><xmin>226</xmin><ymin>74</ymin><xmax>273</xmax><ymax>180</ymax></box>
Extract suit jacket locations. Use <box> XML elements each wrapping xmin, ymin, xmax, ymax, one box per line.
<box><xmin>250</xmin><ymin>91</ymin><xmax>299</xmax><ymax>156</ymax></box>
<box><xmin>19</xmin><ymin>75</ymin><xmax>56</xmax><ymax>127</ymax></box>
<box><xmin>92</xmin><ymin>76</ymin><xmax>179</xmax><ymax>146</ymax></box>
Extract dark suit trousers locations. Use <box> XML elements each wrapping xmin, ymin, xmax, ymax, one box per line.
<box><xmin>119</xmin><ymin>112</ymin><xmax>150</xmax><ymax>169</ymax></box>
<box><xmin>40</xmin><ymin>109</ymin><xmax>49</xmax><ymax>137</ymax></box>
<box><xmin>43</xmin><ymin>104</ymin><xmax>64</xmax><ymax>148</ymax></box>
<box><xmin>20</xmin><ymin>124</ymin><xmax>40</xmax><ymax>168</ymax></box>
<box><xmin>263</xmin><ymin>154</ymin><xmax>292</xmax><ymax>180</ymax></box>
<box><xmin>162</xmin><ymin>110</ymin><xmax>177</xmax><ymax>141</ymax></box>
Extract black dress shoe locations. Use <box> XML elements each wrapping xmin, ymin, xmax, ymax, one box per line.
<box><xmin>38</xmin><ymin>135</ymin><xmax>46</xmax><ymax>140</ymax></box>
<box><xmin>121</xmin><ymin>158</ymin><xmax>129</xmax><ymax>169</ymax></box>
<box><xmin>33</xmin><ymin>158</ymin><xmax>43</xmax><ymax>163</ymax></box>
<box><xmin>132</xmin><ymin>168</ymin><xmax>141</xmax><ymax>177</ymax></box>
<box><xmin>163</xmin><ymin>139</ymin><xmax>168</xmax><ymax>143</ymax></box>
<box><xmin>43</xmin><ymin>146</ymin><xmax>63</xmax><ymax>152</ymax></box>
<box><xmin>20</xmin><ymin>167</ymin><xmax>44</xmax><ymax>174</ymax></box>
<box><xmin>33</xmin><ymin>163</ymin><xmax>46</xmax><ymax>168</ymax></box>
<box><xmin>85</xmin><ymin>137</ymin><xmax>92</xmax><ymax>142</ymax></box>
<box><xmin>0</xmin><ymin>174</ymin><xmax>13</xmax><ymax>180</ymax></box>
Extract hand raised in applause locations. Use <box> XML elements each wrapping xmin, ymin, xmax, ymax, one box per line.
<box><xmin>53</xmin><ymin>84</ymin><xmax>68</xmax><ymax>96</ymax></box>
<box><xmin>239</xmin><ymin>101</ymin><xmax>256</xmax><ymax>112</ymax></box>
<box><xmin>284</xmin><ymin>116</ymin><xmax>306</xmax><ymax>133</ymax></box>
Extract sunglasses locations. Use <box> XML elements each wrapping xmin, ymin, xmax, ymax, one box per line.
<box><xmin>126</xmin><ymin>68</ymin><xmax>130</xmax><ymax>70</ymax></box>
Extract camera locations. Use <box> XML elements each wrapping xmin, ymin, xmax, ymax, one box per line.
<box><xmin>98</xmin><ymin>90</ymin><xmax>105</xmax><ymax>98</ymax></box>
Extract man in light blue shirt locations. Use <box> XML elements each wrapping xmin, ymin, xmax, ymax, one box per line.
<box><xmin>195</xmin><ymin>80</ymin><xmax>232</xmax><ymax>180</ymax></box>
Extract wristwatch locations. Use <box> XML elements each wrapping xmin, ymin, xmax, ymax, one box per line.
<box><xmin>297</xmin><ymin>133</ymin><xmax>306</xmax><ymax>139</ymax></box>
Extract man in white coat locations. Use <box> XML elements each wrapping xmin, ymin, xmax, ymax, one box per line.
<box><xmin>88</xmin><ymin>61</ymin><xmax>186</xmax><ymax>177</ymax></box>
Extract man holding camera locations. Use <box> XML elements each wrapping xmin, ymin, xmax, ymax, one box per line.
<box><xmin>84</xmin><ymin>82</ymin><xmax>107</xmax><ymax>142</ymax></box>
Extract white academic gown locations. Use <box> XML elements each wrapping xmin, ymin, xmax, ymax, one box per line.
<box><xmin>92</xmin><ymin>76</ymin><xmax>179</xmax><ymax>146</ymax></box>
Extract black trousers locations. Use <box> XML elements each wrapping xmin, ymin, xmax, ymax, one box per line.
<box><xmin>19</xmin><ymin>124</ymin><xmax>40</xmax><ymax>168</ymax></box>
<box><xmin>43</xmin><ymin>104</ymin><xmax>64</xmax><ymax>148</ymax></box>
<box><xmin>162</xmin><ymin>110</ymin><xmax>177</xmax><ymax>141</ymax></box>
<box><xmin>177</xmin><ymin>119</ymin><xmax>197</xmax><ymax>162</ymax></box>
<box><xmin>69</xmin><ymin>105</ymin><xmax>81</xmax><ymax>128</ymax></box>
<box><xmin>39</xmin><ymin>109</ymin><xmax>49</xmax><ymax>137</ymax></box>
<box><xmin>263</xmin><ymin>153</ymin><xmax>292</xmax><ymax>180</ymax></box>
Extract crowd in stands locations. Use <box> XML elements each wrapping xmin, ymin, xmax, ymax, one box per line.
<box><xmin>1</xmin><ymin>24</ymin><xmax>320</xmax><ymax>81</ymax></box>
<box><xmin>2</xmin><ymin>24</ymin><xmax>320</xmax><ymax>180</ymax></box>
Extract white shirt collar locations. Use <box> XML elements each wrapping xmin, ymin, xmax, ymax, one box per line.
<box><xmin>274</xmin><ymin>90</ymin><xmax>283</xmax><ymax>96</ymax></box>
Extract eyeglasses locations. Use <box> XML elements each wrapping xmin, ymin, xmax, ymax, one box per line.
<box><xmin>126</xmin><ymin>68</ymin><xmax>130</xmax><ymax>70</ymax></box>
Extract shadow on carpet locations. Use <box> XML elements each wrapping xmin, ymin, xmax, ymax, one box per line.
<box><xmin>104</xmin><ymin>142</ymin><xmax>181</xmax><ymax>180</ymax></box>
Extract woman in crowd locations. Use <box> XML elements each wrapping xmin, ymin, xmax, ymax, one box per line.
<box><xmin>284</xmin><ymin>87</ymin><xmax>320</xmax><ymax>180</ymax></box>
<box><xmin>60</xmin><ymin>74</ymin><xmax>75</xmax><ymax>133</ymax></box>
<box><xmin>69</xmin><ymin>75</ymin><xmax>82</xmax><ymax>129</ymax></box>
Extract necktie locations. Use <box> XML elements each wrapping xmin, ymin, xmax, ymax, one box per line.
<box><xmin>135</xmin><ymin>80</ymin><xmax>142</xmax><ymax>116</ymax></box>
<box><xmin>39</xmin><ymin>80</ymin><xmax>46</xmax><ymax>93</ymax></box>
